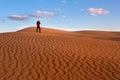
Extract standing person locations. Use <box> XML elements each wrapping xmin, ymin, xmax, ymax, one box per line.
<box><xmin>36</xmin><ymin>20</ymin><xmax>41</xmax><ymax>33</ymax></box>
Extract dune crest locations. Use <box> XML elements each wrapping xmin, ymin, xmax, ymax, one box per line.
<box><xmin>17</xmin><ymin>27</ymin><xmax>69</xmax><ymax>34</ymax></box>
<box><xmin>0</xmin><ymin>27</ymin><xmax>120</xmax><ymax>80</ymax></box>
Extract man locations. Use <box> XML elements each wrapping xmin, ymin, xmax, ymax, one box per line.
<box><xmin>36</xmin><ymin>20</ymin><xmax>41</xmax><ymax>33</ymax></box>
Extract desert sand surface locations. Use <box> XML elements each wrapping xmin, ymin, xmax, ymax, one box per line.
<box><xmin>0</xmin><ymin>27</ymin><xmax>120</xmax><ymax>80</ymax></box>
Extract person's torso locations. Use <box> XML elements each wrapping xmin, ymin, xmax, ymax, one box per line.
<box><xmin>37</xmin><ymin>22</ymin><xmax>40</xmax><ymax>27</ymax></box>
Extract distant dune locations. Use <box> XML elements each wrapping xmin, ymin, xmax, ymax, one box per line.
<box><xmin>0</xmin><ymin>27</ymin><xmax>120</xmax><ymax>80</ymax></box>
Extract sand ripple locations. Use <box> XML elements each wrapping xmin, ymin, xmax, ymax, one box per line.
<box><xmin>0</xmin><ymin>28</ymin><xmax>120</xmax><ymax>80</ymax></box>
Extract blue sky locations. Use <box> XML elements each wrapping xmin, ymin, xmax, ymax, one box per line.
<box><xmin>0</xmin><ymin>0</ymin><xmax>120</xmax><ymax>32</ymax></box>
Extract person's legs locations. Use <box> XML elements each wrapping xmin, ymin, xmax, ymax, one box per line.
<box><xmin>38</xmin><ymin>27</ymin><xmax>41</xmax><ymax>33</ymax></box>
<box><xmin>36</xmin><ymin>28</ymin><xmax>38</xmax><ymax>32</ymax></box>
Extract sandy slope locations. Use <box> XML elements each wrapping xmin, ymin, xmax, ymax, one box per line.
<box><xmin>0</xmin><ymin>27</ymin><xmax>120</xmax><ymax>80</ymax></box>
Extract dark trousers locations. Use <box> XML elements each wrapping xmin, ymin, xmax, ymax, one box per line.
<box><xmin>36</xmin><ymin>27</ymin><xmax>41</xmax><ymax>33</ymax></box>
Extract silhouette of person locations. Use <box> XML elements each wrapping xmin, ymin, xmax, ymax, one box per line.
<box><xmin>36</xmin><ymin>20</ymin><xmax>41</xmax><ymax>33</ymax></box>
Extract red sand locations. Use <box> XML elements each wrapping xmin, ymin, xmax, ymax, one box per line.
<box><xmin>0</xmin><ymin>27</ymin><xmax>120</xmax><ymax>80</ymax></box>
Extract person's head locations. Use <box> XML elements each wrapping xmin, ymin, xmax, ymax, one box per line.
<box><xmin>37</xmin><ymin>20</ymin><xmax>40</xmax><ymax>22</ymax></box>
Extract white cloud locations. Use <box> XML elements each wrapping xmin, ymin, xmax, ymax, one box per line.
<box><xmin>29</xmin><ymin>10</ymin><xmax>56</xmax><ymax>18</ymax></box>
<box><xmin>36</xmin><ymin>10</ymin><xmax>55</xmax><ymax>16</ymax></box>
<box><xmin>61</xmin><ymin>15</ymin><xmax>67</xmax><ymax>18</ymax></box>
<box><xmin>29</xmin><ymin>13</ymin><xmax>40</xmax><ymax>18</ymax></box>
<box><xmin>54</xmin><ymin>8</ymin><xmax>63</xmax><ymax>11</ymax></box>
<box><xmin>47</xmin><ymin>8</ymin><xmax>63</xmax><ymax>12</ymax></box>
<box><xmin>8</xmin><ymin>15</ymin><xmax>28</xmax><ymax>21</ymax></box>
<box><xmin>87</xmin><ymin>8</ymin><xmax>109</xmax><ymax>16</ymax></box>
<box><xmin>29</xmin><ymin>10</ymin><xmax>57</xmax><ymax>21</ymax></box>
<box><xmin>61</xmin><ymin>0</ymin><xmax>67</xmax><ymax>3</ymax></box>
<box><xmin>46</xmin><ymin>17</ymin><xmax>52</xmax><ymax>21</ymax></box>
<box><xmin>90</xmin><ymin>13</ymin><xmax>98</xmax><ymax>16</ymax></box>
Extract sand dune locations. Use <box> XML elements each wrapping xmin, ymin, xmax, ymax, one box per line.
<box><xmin>0</xmin><ymin>27</ymin><xmax>120</xmax><ymax>80</ymax></box>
